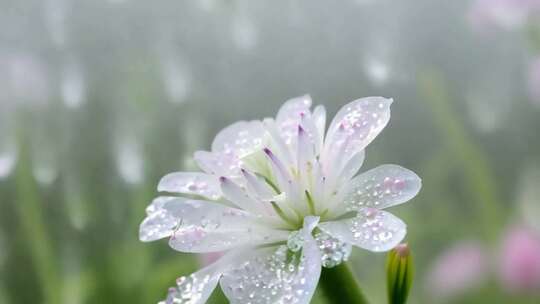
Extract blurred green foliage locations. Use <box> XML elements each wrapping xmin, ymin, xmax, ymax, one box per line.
<box><xmin>1</xmin><ymin>0</ymin><xmax>540</xmax><ymax>303</ymax></box>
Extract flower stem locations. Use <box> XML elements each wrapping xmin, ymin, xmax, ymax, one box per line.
<box><xmin>319</xmin><ymin>263</ymin><xmax>369</xmax><ymax>304</ymax></box>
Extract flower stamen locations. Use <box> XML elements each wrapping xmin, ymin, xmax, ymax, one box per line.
<box><xmin>305</xmin><ymin>190</ymin><xmax>316</xmax><ymax>215</ymax></box>
<box><xmin>270</xmin><ymin>201</ymin><xmax>300</xmax><ymax>228</ymax></box>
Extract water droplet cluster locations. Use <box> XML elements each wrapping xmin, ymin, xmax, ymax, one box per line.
<box><xmin>160</xmin><ymin>272</ymin><xmax>216</xmax><ymax>304</ymax></box>
<box><xmin>349</xmin><ymin>208</ymin><xmax>403</xmax><ymax>251</ymax></box>
<box><xmin>140</xmin><ymin>197</ymin><xmax>179</xmax><ymax>242</ymax></box>
<box><xmin>345</xmin><ymin>168</ymin><xmax>409</xmax><ymax>211</ymax></box>
<box><xmin>160</xmin><ymin>173</ymin><xmax>221</xmax><ymax>200</ymax></box>
<box><xmin>314</xmin><ymin>230</ymin><xmax>352</xmax><ymax>268</ymax></box>
<box><xmin>221</xmin><ymin>246</ymin><xmax>312</xmax><ymax>304</ymax></box>
<box><xmin>287</xmin><ymin>231</ymin><xmax>305</xmax><ymax>252</ymax></box>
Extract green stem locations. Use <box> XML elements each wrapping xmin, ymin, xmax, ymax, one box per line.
<box><xmin>418</xmin><ymin>70</ymin><xmax>504</xmax><ymax>240</ymax></box>
<box><xmin>319</xmin><ymin>263</ymin><xmax>369</xmax><ymax>304</ymax></box>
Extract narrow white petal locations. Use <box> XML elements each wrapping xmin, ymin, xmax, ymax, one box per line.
<box><xmin>311</xmin><ymin>160</ymin><xmax>327</xmax><ymax>213</ymax></box>
<box><xmin>158</xmin><ymin>172</ymin><xmax>221</xmax><ymax>200</ymax></box>
<box><xmin>211</xmin><ymin>120</ymin><xmax>266</xmax><ymax>157</ymax></box>
<box><xmin>263</xmin><ymin>148</ymin><xmax>293</xmax><ymax>192</ymax></box>
<box><xmin>262</xmin><ymin>118</ymin><xmax>294</xmax><ymax>168</ymax></box>
<box><xmin>220</xmin><ymin>238</ymin><xmax>321</xmax><ymax>304</ymax></box>
<box><xmin>298</xmin><ymin>111</ymin><xmax>323</xmax><ymax>157</ymax></box>
<box><xmin>297</xmin><ymin>125</ymin><xmax>316</xmax><ymax>192</ymax></box>
<box><xmin>312</xmin><ymin>105</ymin><xmax>327</xmax><ymax>142</ymax></box>
<box><xmin>343</xmin><ymin>164</ymin><xmax>421</xmax><ymax>210</ymax></box>
<box><xmin>168</xmin><ymin>199</ymin><xmax>288</xmax><ymax>253</ymax></box>
<box><xmin>318</xmin><ymin>208</ymin><xmax>406</xmax><ymax>252</ymax></box>
<box><xmin>241</xmin><ymin>168</ymin><xmax>276</xmax><ymax>200</ymax></box>
<box><xmin>275</xmin><ymin>95</ymin><xmax>313</xmax><ymax>156</ymax></box>
<box><xmin>312</xmin><ymin>105</ymin><xmax>327</xmax><ymax>153</ymax></box>
<box><xmin>219</xmin><ymin>176</ymin><xmax>268</xmax><ymax>214</ymax></box>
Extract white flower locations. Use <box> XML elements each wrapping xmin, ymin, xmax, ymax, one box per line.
<box><xmin>140</xmin><ymin>95</ymin><xmax>422</xmax><ymax>304</ymax></box>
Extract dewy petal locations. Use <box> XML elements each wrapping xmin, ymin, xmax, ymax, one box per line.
<box><xmin>275</xmin><ymin>95</ymin><xmax>313</xmax><ymax>147</ymax></box>
<box><xmin>194</xmin><ymin>150</ymin><xmax>241</xmax><ymax>177</ymax></box>
<box><xmin>158</xmin><ymin>172</ymin><xmax>221</xmax><ymax>200</ymax></box>
<box><xmin>343</xmin><ymin>164</ymin><xmax>421</xmax><ymax>211</ymax></box>
<box><xmin>312</xmin><ymin>105</ymin><xmax>327</xmax><ymax>151</ymax></box>
<box><xmin>322</xmin><ymin>97</ymin><xmax>392</xmax><ymax>170</ymax></box>
<box><xmin>211</xmin><ymin>120</ymin><xmax>266</xmax><ymax>157</ymax></box>
<box><xmin>168</xmin><ymin>199</ymin><xmax>288</xmax><ymax>253</ymax></box>
<box><xmin>297</xmin><ymin>125</ymin><xmax>316</xmax><ymax>190</ymax></box>
<box><xmin>220</xmin><ymin>236</ymin><xmax>321</xmax><ymax>304</ymax></box>
<box><xmin>262</xmin><ymin>118</ymin><xmax>295</xmax><ymax>168</ymax></box>
<box><xmin>159</xmin><ymin>249</ymin><xmax>245</xmax><ymax>304</ymax></box>
<box><xmin>159</xmin><ymin>263</ymin><xmax>221</xmax><ymax>304</ymax></box>
<box><xmin>140</xmin><ymin>197</ymin><xmax>187</xmax><ymax>242</ymax></box>
<box><xmin>318</xmin><ymin>208</ymin><xmax>406</xmax><ymax>252</ymax></box>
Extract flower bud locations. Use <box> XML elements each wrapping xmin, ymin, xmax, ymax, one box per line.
<box><xmin>386</xmin><ymin>243</ymin><xmax>414</xmax><ymax>304</ymax></box>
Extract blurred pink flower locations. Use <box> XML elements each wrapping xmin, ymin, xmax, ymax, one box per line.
<box><xmin>528</xmin><ymin>58</ymin><xmax>540</xmax><ymax>105</ymax></box>
<box><xmin>499</xmin><ymin>225</ymin><xmax>540</xmax><ymax>293</ymax></box>
<box><xmin>427</xmin><ymin>241</ymin><xmax>488</xmax><ymax>298</ymax></box>
<box><xmin>468</xmin><ymin>0</ymin><xmax>540</xmax><ymax>32</ymax></box>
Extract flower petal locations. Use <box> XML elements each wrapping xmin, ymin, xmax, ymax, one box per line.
<box><xmin>337</xmin><ymin>150</ymin><xmax>365</xmax><ymax>184</ymax></box>
<box><xmin>343</xmin><ymin>164</ymin><xmax>421</xmax><ymax>211</ymax></box>
<box><xmin>322</xmin><ymin>97</ymin><xmax>392</xmax><ymax>172</ymax></box>
<box><xmin>159</xmin><ymin>264</ymin><xmax>221</xmax><ymax>304</ymax></box>
<box><xmin>275</xmin><ymin>95</ymin><xmax>313</xmax><ymax>145</ymax></box>
<box><xmin>312</xmin><ymin>105</ymin><xmax>327</xmax><ymax>150</ymax></box>
<box><xmin>241</xmin><ymin>168</ymin><xmax>276</xmax><ymax>200</ymax></box>
<box><xmin>168</xmin><ymin>200</ymin><xmax>288</xmax><ymax>253</ymax></box>
<box><xmin>194</xmin><ymin>150</ymin><xmax>241</xmax><ymax>177</ymax></box>
<box><xmin>158</xmin><ymin>249</ymin><xmax>247</xmax><ymax>304</ymax></box>
<box><xmin>211</xmin><ymin>120</ymin><xmax>266</xmax><ymax>157</ymax></box>
<box><xmin>219</xmin><ymin>176</ymin><xmax>270</xmax><ymax>215</ymax></box>
<box><xmin>140</xmin><ymin>197</ymin><xmax>186</xmax><ymax>242</ymax></box>
<box><xmin>158</xmin><ymin>172</ymin><xmax>221</xmax><ymax>200</ymax></box>
<box><xmin>220</xmin><ymin>237</ymin><xmax>321</xmax><ymax>304</ymax></box>
<box><xmin>318</xmin><ymin>208</ymin><xmax>406</xmax><ymax>252</ymax></box>
<box><xmin>324</xmin><ymin>150</ymin><xmax>366</xmax><ymax>205</ymax></box>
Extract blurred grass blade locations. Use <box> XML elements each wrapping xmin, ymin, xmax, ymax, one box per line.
<box><xmin>386</xmin><ymin>244</ymin><xmax>413</xmax><ymax>304</ymax></box>
<box><xmin>14</xmin><ymin>125</ymin><xmax>61</xmax><ymax>304</ymax></box>
<box><xmin>418</xmin><ymin>70</ymin><xmax>503</xmax><ymax>240</ymax></box>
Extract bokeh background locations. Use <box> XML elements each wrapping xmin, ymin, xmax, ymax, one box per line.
<box><xmin>1</xmin><ymin>0</ymin><xmax>540</xmax><ymax>303</ymax></box>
